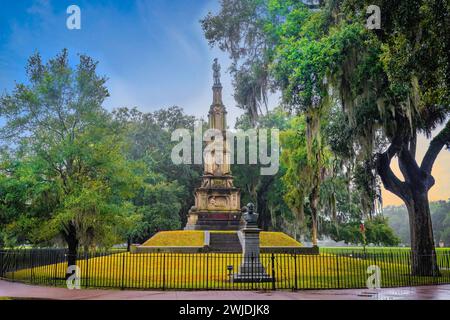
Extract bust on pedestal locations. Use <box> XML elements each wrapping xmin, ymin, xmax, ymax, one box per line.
<box><xmin>232</xmin><ymin>203</ymin><xmax>273</xmax><ymax>283</ymax></box>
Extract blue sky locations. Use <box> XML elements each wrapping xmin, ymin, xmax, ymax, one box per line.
<box><xmin>0</xmin><ymin>0</ymin><xmax>249</xmax><ymax>124</ymax></box>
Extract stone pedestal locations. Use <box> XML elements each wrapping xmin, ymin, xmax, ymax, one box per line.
<box><xmin>232</xmin><ymin>205</ymin><xmax>272</xmax><ymax>283</ymax></box>
<box><xmin>184</xmin><ymin>175</ymin><xmax>242</xmax><ymax>230</ymax></box>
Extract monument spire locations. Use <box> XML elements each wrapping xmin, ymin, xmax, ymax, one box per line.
<box><xmin>184</xmin><ymin>58</ymin><xmax>241</xmax><ymax>231</ymax></box>
<box><xmin>209</xmin><ymin>58</ymin><xmax>227</xmax><ymax>131</ymax></box>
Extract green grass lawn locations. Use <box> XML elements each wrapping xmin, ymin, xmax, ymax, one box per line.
<box><xmin>7</xmin><ymin>251</ymin><xmax>450</xmax><ymax>290</ymax></box>
<box><xmin>320</xmin><ymin>247</ymin><xmax>450</xmax><ymax>253</ymax></box>
<box><xmin>321</xmin><ymin>247</ymin><xmax>450</xmax><ymax>266</ymax></box>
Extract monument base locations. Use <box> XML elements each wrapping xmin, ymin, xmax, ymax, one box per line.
<box><xmin>231</xmin><ymin>210</ymin><xmax>274</xmax><ymax>283</ymax></box>
<box><xmin>232</xmin><ymin>273</ymin><xmax>273</xmax><ymax>283</ymax></box>
<box><xmin>232</xmin><ymin>260</ymin><xmax>273</xmax><ymax>283</ymax></box>
<box><xmin>184</xmin><ymin>211</ymin><xmax>242</xmax><ymax>230</ymax></box>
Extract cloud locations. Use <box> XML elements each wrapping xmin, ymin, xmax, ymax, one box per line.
<box><xmin>26</xmin><ymin>0</ymin><xmax>52</xmax><ymax>16</ymax></box>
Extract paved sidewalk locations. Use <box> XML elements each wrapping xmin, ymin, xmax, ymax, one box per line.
<box><xmin>1</xmin><ymin>280</ymin><xmax>450</xmax><ymax>300</ymax></box>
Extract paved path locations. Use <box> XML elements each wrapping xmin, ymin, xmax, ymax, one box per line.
<box><xmin>1</xmin><ymin>280</ymin><xmax>450</xmax><ymax>300</ymax></box>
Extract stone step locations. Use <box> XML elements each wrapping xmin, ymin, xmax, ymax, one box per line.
<box><xmin>208</xmin><ymin>233</ymin><xmax>242</xmax><ymax>253</ymax></box>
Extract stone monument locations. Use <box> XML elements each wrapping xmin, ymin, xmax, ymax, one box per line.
<box><xmin>134</xmin><ymin>60</ymin><xmax>310</xmax><ymax>255</ymax></box>
<box><xmin>232</xmin><ymin>203</ymin><xmax>272</xmax><ymax>282</ymax></box>
<box><xmin>184</xmin><ymin>59</ymin><xmax>242</xmax><ymax>230</ymax></box>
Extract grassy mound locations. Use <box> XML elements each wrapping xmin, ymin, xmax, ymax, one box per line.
<box><xmin>142</xmin><ymin>231</ymin><xmax>204</xmax><ymax>247</ymax></box>
<box><xmin>260</xmin><ymin>232</ymin><xmax>302</xmax><ymax>247</ymax></box>
<box><xmin>141</xmin><ymin>230</ymin><xmax>301</xmax><ymax>247</ymax></box>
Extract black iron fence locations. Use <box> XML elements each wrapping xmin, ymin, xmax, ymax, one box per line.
<box><xmin>1</xmin><ymin>249</ymin><xmax>450</xmax><ymax>290</ymax></box>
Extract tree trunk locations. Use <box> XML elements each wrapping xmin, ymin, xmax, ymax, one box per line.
<box><xmin>378</xmin><ymin>153</ymin><xmax>440</xmax><ymax>276</ymax></box>
<box><xmin>127</xmin><ymin>237</ymin><xmax>131</xmax><ymax>252</ymax></box>
<box><xmin>309</xmin><ymin>186</ymin><xmax>319</xmax><ymax>247</ymax></box>
<box><xmin>257</xmin><ymin>189</ymin><xmax>272</xmax><ymax>231</ymax></box>
<box><xmin>64</xmin><ymin>223</ymin><xmax>78</xmax><ymax>279</ymax></box>
<box><xmin>311</xmin><ymin>213</ymin><xmax>318</xmax><ymax>246</ymax></box>
<box><xmin>407</xmin><ymin>191</ymin><xmax>440</xmax><ymax>276</ymax></box>
<box><xmin>256</xmin><ymin>176</ymin><xmax>275</xmax><ymax>231</ymax></box>
<box><xmin>376</xmin><ymin>123</ymin><xmax>450</xmax><ymax>277</ymax></box>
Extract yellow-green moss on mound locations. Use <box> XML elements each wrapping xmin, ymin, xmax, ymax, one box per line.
<box><xmin>260</xmin><ymin>232</ymin><xmax>302</xmax><ymax>247</ymax></box>
<box><xmin>142</xmin><ymin>230</ymin><xmax>204</xmax><ymax>247</ymax></box>
<box><xmin>141</xmin><ymin>230</ymin><xmax>301</xmax><ymax>247</ymax></box>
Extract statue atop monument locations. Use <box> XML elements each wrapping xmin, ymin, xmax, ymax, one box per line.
<box><xmin>212</xmin><ymin>58</ymin><xmax>221</xmax><ymax>86</ymax></box>
<box><xmin>211</xmin><ymin>58</ymin><xmax>224</xmax><ymax>107</ymax></box>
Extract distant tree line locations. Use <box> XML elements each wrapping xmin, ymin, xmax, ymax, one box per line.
<box><xmin>385</xmin><ymin>200</ymin><xmax>450</xmax><ymax>246</ymax></box>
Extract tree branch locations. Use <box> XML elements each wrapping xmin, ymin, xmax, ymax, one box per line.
<box><xmin>398</xmin><ymin>140</ymin><xmax>422</xmax><ymax>186</ymax></box>
<box><xmin>421</xmin><ymin>120</ymin><xmax>450</xmax><ymax>175</ymax></box>
<box><xmin>376</xmin><ymin>137</ymin><xmax>410</xmax><ymax>202</ymax></box>
<box><xmin>409</xmin><ymin>132</ymin><xmax>417</xmax><ymax>158</ymax></box>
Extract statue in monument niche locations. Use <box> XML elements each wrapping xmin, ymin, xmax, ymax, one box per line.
<box><xmin>184</xmin><ymin>59</ymin><xmax>241</xmax><ymax>231</ymax></box>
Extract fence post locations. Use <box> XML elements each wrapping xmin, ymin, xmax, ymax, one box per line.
<box><xmin>406</xmin><ymin>251</ymin><xmax>412</xmax><ymax>286</ymax></box>
<box><xmin>271</xmin><ymin>253</ymin><xmax>276</xmax><ymax>290</ymax></box>
<box><xmin>335</xmin><ymin>255</ymin><xmax>340</xmax><ymax>289</ymax></box>
<box><xmin>293</xmin><ymin>254</ymin><xmax>298</xmax><ymax>291</ymax></box>
<box><xmin>12</xmin><ymin>252</ymin><xmax>16</xmax><ymax>282</ymax></box>
<box><xmin>447</xmin><ymin>254</ymin><xmax>450</xmax><ymax>283</ymax></box>
<box><xmin>254</xmin><ymin>254</ymin><xmax>258</xmax><ymax>290</ymax></box>
<box><xmin>206</xmin><ymin>254</ymin><xmax>209</xmax><ymax>290</ymax></box>
<box><xmin>53</xmin><ymin>251</ymin><xmax>58</xmax><ymax>286</ymax></box>
<box><xmin>121</xmin><ymin>253</ymin><xmax>126</xmax><ymax>290</ymax></box>
<box><xmin>30</xmin><ymin>250</ymin><xmax>34</xmax><ymax>284</ymax></box>
<box><xmin>373</xmin><ymin>253</ymin><xmax>378</xmax><ymax>288</ymax></box>
<box><xmin>162</xmin><ymin>254</ymin><xmax>166</xmax><ymax>290</ymax></box>
<box><xmin>85</xmin><ymin>252</ymin><xmax>90</xmax><ymax>288</ymax></box>
<box><xmin>432</xmin><ymin>251</ymin><xmax>438</xmax><ymax>284</ymax></box>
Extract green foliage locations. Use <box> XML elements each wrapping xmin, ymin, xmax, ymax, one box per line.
<box><xmin>0</xmin><ymin>50</ymin><xmax>141</xmax><ymax>249</ymax></box>
<box><xmin>325</xmin><ymin>216</ymin><xmax>400</xmax><ymax>246</ymax></box>
<box><xmin>0</xmin><ymin>51</ymin><xmax>204</xmax><ymax>249</ymax></box>
<box><xmin>280</xmin><ymin>114</ymin><xmax>334</xmax><ymax>244</ymax></box>
<box><xmin>112</xmin><ymin>106</ymin><xmax>202</xmax><ymax>240</ymax></box>
<box><xmin>280</xmin><ymin>116</ymin><xmax>309</xmax><ymax>220</ymax></box>
<box><xmin>232</xmin><ymin>107</ymin><xmax>289</xmax><ymax>231</ymax></box>
<box><xmin>129</xmin><ymin>179</ymin><xmax>184</xmax><ymax>244</ymax></box>
<box><xmin>203</xmin><ymin>0</ymin><xmax>449</xmax><ymax>260</ymax></box>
